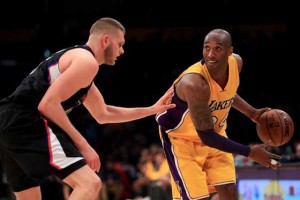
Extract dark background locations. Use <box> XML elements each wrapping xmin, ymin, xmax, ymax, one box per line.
<box><xmin>0</xmin><ymin>0</ymin><xmax>297</xmax><ymax>150</ymax></box>
<box><xmin>0</xmin><ymin>1</ymin><xmax>298</xmax><ymax>199</ymax></box>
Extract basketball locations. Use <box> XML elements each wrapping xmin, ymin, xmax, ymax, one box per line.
<box><xmin>256</xmin><ymin>109</ymin><xmax>294</xmax><ymax>146</ymax></box>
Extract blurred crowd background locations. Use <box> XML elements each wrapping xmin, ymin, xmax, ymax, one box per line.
<box><xmin>0</xmin><ymin>0</ymin><xmax>297</xmax><ymax>199</ymax></box>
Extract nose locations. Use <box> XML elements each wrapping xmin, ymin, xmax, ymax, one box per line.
<box><xmin>207</xmin><ymin>49</ymin><xmax>214</xmax><ymax>57</ymax></box>
<box><xmin>120</xmin><ymin>47</ymin><xmax>124</xmax><ymax>55</ymax></box>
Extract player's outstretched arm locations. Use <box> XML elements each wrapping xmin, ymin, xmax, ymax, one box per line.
<box><xmin>83</xmin><ymin>84</ymin><xmax>176</xmax><ymax>124</ymax></box>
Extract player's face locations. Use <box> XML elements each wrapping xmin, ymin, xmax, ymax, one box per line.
<box><xmin>203</xmin><ymin>34</ymin><xmax>231</xmax><ymax>70</ymax></box>
<box><xmin>104</xmin><ymin>30</ymin><xmax>125</xmax><ymax>66</ymax></box>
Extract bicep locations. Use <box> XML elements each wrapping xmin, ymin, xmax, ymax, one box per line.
<box><xmin>42</xmin><ymin>69</ymin><xmax>95</xmax><ymax>110</ymax></box>
<box><xmin>176</xmin><ymin>74</ymin><xmax>214</xmax><ymax>131</ymax></box>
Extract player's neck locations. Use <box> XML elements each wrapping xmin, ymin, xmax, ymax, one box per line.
<box><xmin>210</xmin><ymin>66</ymin><xmax>228</xmax><ymax>88</ymax></box>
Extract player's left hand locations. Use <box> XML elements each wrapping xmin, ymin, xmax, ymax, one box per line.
<box><xmin>251</xmin><ymin>107</ymin><xmax>272</xmax><ymax>123</ymax></box>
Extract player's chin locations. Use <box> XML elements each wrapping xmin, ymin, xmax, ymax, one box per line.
<box><xmin>105</xmin><ymin>61</ymin><xmax>116</xmax><ymax>66</ymax></box>
<box><xmin>206</xmin><ymin>62</ymin><xmax>217</xmax><ymax>68</ymax></box>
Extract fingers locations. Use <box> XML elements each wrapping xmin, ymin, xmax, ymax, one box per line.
<box><xmin>269</xmin><ymin>159</ymin><xmax>281</xmax><ymax>169</ymax></box>
<box><xmin>265</xmin><ymin>107</ymin><xmax>272</xmax><ymax>111</ymax></box>
<box><xmin>262</xmin><ymin>140</ymin><xmax>272</xmax><ymax>148</ymax></box>
<box><xmin>266</xmin><ymin>154</ymin><xmax>281</xmax><ymax>169</ymax></box>
<box><xmin>271</xmin><ymin>159</ymin><xmax>278</xmax><ymax>165</ymax></box>
<box><xmin>252</xmin><ymin>145</ymin><xmax>282</xmax><ymax>169</ymax></box>
<box><xmin>167</xmin><ymin>86</ymin><xmax>173</xmax><ymax>92</ymax></box>
<box><xmin>94</xmin><ymin>158</ymin><xmax>101</xmax><ymax>172</ymax></box>
<box><xmin>271</xmin><ymin>154</ymin><xmax>282</xmax><ymax>160</ymax></box>
<box><xmin>260</xmin><ymin>158</ymin><xmax>281</xmax><ymax>169</ymax></box>
<box><xmin>164</xmin><ymin>87</ymin><xmax>174</xmax><ymax>96</ymax></box>
<box><xmin>89</xmin><ymin>161</ymin><xmax>100</xmax><ymax>172</ymax></box>
<box><xmin>88</xmin><ymin>156</ymin><xmax>101</xmax><ymax>172</ymax></box>
<box><xmin>96</xmin><ymin>157</ymin><xmax>101</xmax><ymax>172</ymax></box>
<box><xmin>166</xmin><ymin>103</ymin><xmax>176</xmax><ymax>109</ymax></box>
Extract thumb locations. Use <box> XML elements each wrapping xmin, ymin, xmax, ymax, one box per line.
<box><xmin>263</xmin><ymin>140</ymin><xmax>272</xmax><ymax>148</ymax></box>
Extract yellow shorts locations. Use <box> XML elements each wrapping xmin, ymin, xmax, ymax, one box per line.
<box><xmin>164</xmin><ymin>135</ymin><xmax>236</xmax><ymax>200</ymax></box>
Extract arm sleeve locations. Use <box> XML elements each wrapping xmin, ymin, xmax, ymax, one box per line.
<box><xmin>197</xmin><ymin>129</ymin><xmax>251</xmax><ymax>157</ymax></box>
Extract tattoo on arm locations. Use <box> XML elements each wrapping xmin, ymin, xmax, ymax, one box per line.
<box><xmin>191</xmin><ymin>106</ymin><xmax>214</xmax><ymax>131</ymax></box>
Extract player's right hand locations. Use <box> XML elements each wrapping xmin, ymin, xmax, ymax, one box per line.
<box><xmin>78</xmin><ymin>143</ymin><xmax>101</xmax><ymax>172</ymax></box>
<box><xmin>248</xmin><ymin>141</ymin><xmax>281</xmax><ymax>169</ymax></box>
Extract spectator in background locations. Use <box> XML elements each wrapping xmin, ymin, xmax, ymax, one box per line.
<box><xmin>100</xmin><ymin>156</ymin><xmax>124</xmax><ymax>200</ymax></box>
<box><xmin>283</xmin><ymin>140</ymin><xmax>300</xmax><ymax>162</ymax></box>
<box><xmin>145</xmin><ymin>148</ymin><xmax>172</xmax><ymax>200</ymax></box>
<box><xmin>132</xmin><ymin>145</ymin><xmax>171</xmax><ymax>200</ymax></box>
<box><xmin>132</xmin><ymin>157</ymin><xmax>150</xmax><ymax>199</ymax></box>
<box><xmin>294</xmin><ymin>141</ymin><xmax>300</xmax><ymax>160</ymax></box>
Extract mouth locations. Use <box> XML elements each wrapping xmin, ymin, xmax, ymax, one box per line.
<box><xmin>207</xmin><ymin>60</ymin><xmax>217</xmax><ymax>65</ymax></box>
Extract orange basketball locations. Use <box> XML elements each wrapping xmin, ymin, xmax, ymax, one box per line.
<box><xmin>256</xmin><ymin>109</ymin><xmax>294</xmax><ymax>146</ymax></box>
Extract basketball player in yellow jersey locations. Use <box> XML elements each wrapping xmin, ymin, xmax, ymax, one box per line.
<box><xmin>156</xmin><ymin>29</ymin><xmax>281</xmax><ymax>200</ymax></box>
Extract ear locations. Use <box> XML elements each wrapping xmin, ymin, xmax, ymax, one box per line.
<box><xmin>101</xmin><ymin>34</ymin><xmax>110</xmax><ymax>47</ymax></box>
<box><xmin>228</xmin><ymin>46</ymin><xmax>233</xmax><ymax>55</ymax></box>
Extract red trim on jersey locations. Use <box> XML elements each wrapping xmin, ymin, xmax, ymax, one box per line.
<box><xmin>43</xmin><ymin>118</ymin><xmax>61</xmax><ymax>170</ymax></box>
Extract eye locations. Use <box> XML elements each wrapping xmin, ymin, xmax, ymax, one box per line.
<box><xmin>204</xmin><ymin>46</ymin><xmax>210</xmax><ymax>51</ymax></box>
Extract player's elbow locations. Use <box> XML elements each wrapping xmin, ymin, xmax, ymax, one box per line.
<box><xmin>38</xmin><ymin>98</ymin><xmax>59</xmax><ymax>116</ymax></box>
<box><xmin>37</xmin><ymin>100</ymin><xmax>48</xmax><ymax>115</ymax></box>
<box><xmin>95</xmin><ymin>116</ymin><xmax>107</xmax><ymax>124</ymax></box>
<box><xmin>94</xmin><ymin>112</ymin><xmax>112</xmax><ymax>124</ymax></box>
<box><xmin>91</xmin><ymin>106</ymin><xmax>115</xmax><ymax>124</ymax></box>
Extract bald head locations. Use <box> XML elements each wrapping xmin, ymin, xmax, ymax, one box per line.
<box><xmin>204</xmin><ymin>29</ymin><xmax>232</xmax><ymax>48</ymax></box>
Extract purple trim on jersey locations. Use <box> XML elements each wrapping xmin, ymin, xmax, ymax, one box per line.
<box><xmin>82</xmin><ymin>45</ymin><xmax>95</xmax><ymax>57</ymax></box>
<box><xmin>157</xmin><ymin>93</ymin><xmax>188</xmax><ymax>131</ymax></box>
<box><xmin>200</xmin><ymin>58</ymin><xmax>205</xmax><ymax>65</ymax></box>
<box><xmin>160</xmin><ymin>126</ymin><xmax>189</xmax><ymax>200</ymax></box>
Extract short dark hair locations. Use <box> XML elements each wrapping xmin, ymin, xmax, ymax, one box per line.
<box><xmin>89</xmin><ymin>17</ymin><xmax>125</xmax><ymax>35</ymax></box>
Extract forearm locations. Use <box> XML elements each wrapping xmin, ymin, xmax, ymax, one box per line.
<box><xmin>102</xmin><ymin>105</ymin><xmax>156</xmax><ymax>123</ymax></box>
<box><xmin>197</xmin><ymin>129</ymin><xmax>250</xmax><ymax>157</ymax></box>
<box><xmin>84</xmin><ymin>84</ymin><xmax>175</xmax><ymax>124</ymax></box>
<box><xmin>38</xmin><ymin>102</ymin><xmax>88</xmax><ymax>148</ymax></box>
<box><xmin>232</xmin><ymin>94</ymin><xmax>256</xmax><ymax>118</ymax></box>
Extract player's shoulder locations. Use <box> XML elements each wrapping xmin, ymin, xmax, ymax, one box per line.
<box><xmin>60</xmin><ymin>46</ymin><xmax>98</xmax><ymax>72</ymax></box>
<box><xmin>64</xmin><ymin>47</ymin><xmax>96</xmax><ymax>63</ymax></box>
<box><xmin>232</xmin><ymin>53</ymin><xmax>243</xmax><ymax>72</ymax></box>
<box><xmin>71</xmin><ymin>47</ymin><xmax>94</xmax><ymax>57</ymax></box>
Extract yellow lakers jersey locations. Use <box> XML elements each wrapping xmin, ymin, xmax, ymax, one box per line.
<box><xmin>156</xmin><ymin>55</ymin><xmax>239</xmax><ymax>142</ymax></box>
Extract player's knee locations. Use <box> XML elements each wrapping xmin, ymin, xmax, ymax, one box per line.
<box><xmin>215</xmin><ymin>183</ymin><xmax>237</xmax><ymax>200</ymax></box>
<box><xmin>94</xmin><ymin>176</ymin><xmax>102</xmax><ymax>193</ymax></box>
<box><xmin>86</xmin><ymin>175</ymin><xmax>102</xmax><ymax>194</ymax></box>
<box><xmin>72</xmin><ymin>173</ymin><xmax>102</xmax><ymax>198</ymax></box>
